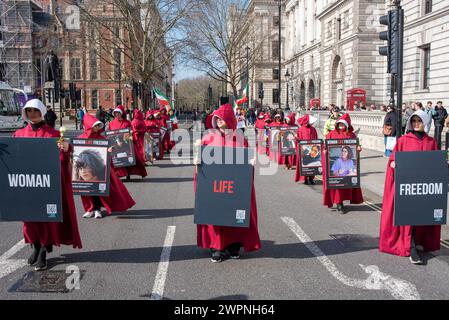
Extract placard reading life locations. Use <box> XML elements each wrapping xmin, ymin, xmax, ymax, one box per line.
<box><xmin>71</xmin><ymin>138</ymin><xmax>111</xmax><ymax>196</ymax></box>
<box><xmin>0</xmin><ymin>137</ymin><xmax>63</xmax><ymax>222</ymax></box>
<box><xmin>105</xmin><ymin>128</ymin><xmax>136</xmax><ymax>168</ymax></box>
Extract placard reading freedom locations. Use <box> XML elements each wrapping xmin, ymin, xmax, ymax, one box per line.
<box><xmin>394</xmin><ymin>151</ymin><xmax>448</xmax><ymax>226</ymax></box>
<box><xmin>0</xmin><ymin>137</ymin><xmax>63</xmax><ymax>222</ymax></box>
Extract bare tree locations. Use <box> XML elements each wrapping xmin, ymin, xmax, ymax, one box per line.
<box><xmin>181</xmin><ymin>0</ymin><xmax>266</xmax><ymax>98</ymax></box>
<box><xmin>72</xmin><ymin>0</ymin><xmax>198</xmax><ymax>103</ymax></box>
<box><xmin>177</xmin><ymin>75</ymin><xmax>222</xmax><ymax>110</ymax></box>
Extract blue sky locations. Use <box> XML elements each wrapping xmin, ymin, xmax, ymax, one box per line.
<box><xmin>175</xmin><ymin>64</ymin><xmax>204</xmax><ymax>81</ymax></box>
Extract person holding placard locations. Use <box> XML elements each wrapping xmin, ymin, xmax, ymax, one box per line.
<box><xmin>78</xmin><ymin>114</ymin><xmax>136</xmax><ymax>219</ymax></box>
<box><xmin>168</xmin><ymin>108</ymin><xmax>179</xmax><ymax>150</ymax></box>
<box><xmin>195</xmin><ymin>103</ymin><xmax>261</xmax><ymax>263</ymax></box>
<box><xmin>379</xmin><ymin>110</ymin><xmax>440</xmax><ymax>265</ymax></box>
<box><xmin>131</xmin><ymin>109</ymin><xmax>147</xmax><ymax>163</ymax></box>
<box><xmin>255</xmin><ymin>111</ymin><xmax>267</xmax><ymax>155</ymax></box>
<box><xmin>267</xmin><ymin>114</ymin><xmax>283</xmax><ymax>162</ymax></box>
<box><xmin>295</xmin><ymin>115</ymin><xmax>318</xmax><ymax>184</ymax></box>
<box><xmin>322</xmin><ymin>113</ymin><xmax>364</xmax><ymax>213</ymax></box>
<box><xmin>279</xmin><ymin>117</ymin><xmax>295</xmax><ymax>170</ymax></box>
<box><xmin>109</xmin><ymin>105</ymin><xmax>147</xmax><ymax>180</ymax></box>
<box><xmin>144</xmin><ymin>110</ymin><xmax>161</xmax><ymax>162</ymax></box>
<box><xmin>13</xmin><ymin>99</ymin><xmax>82</xmax><ymax>271</ymax></box>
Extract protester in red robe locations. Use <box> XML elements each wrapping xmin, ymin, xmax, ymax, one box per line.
<box><xmin>78</xmin><ymin>113</ymin><xmax>136</xmax><ymax>219</ymax></box>
<box><xmin>108</xmin><ymin>105</ymin><xmax>147</xmax><ymax>179</ymax></box>
<box><xmin>295</xmin><ymin>114</ymin><xmax>318</xmax><ymax>184</ymax></box>
<box><xmin>205</xmin><ymin>113</ymin><xmax>213</xmax><ymax>130</ymax></box>
<box><xmin>157</xmin><ymin>106</ymin><xmax>171</xmax><ymax>153</ymax></box>
<box><xmin>168</xmin><ymin>109</ymin><xmax>179</xmax><ymax>150</ymax></box>
<box><xmin>131</xmin><ymin>109</ymin><xmax>147</xmax><ymax>162</ymax></box>
<box><xmin>255</xmin><ymin>112</ymin><xmax>267</xmax><ymax>155</ymax></box>
<box><xmin>13</xmin><ymin>99</ymin><xmax>82</xmax><ymax>271</ymax></box>
<box><xmin>144</xmin><ymin>110</ymin><xmax>162</xmax><ymax>161</ymax></box>
<box><xmin>267</xmin><ymin>114</ymin><xmax>283</xmax><ymax>161</ymax></box>
<box><xmin>279</xmin><ymin>116</ymin><xmax>295</xmax><ymax>170</ymax></box>
<box><xmin>195</xmin><ymin>103</ymin><xmax>261</xmax><ymax>263</ymax></box>
<box><xmin>322</xmin><ymin>113</ymin><xmax>364</xmax><ymax>213</ymax></box>
<box><xmin>379</xmin><ymin>110</ymin><xmax>440</xmax><ymax>264</ymax></box>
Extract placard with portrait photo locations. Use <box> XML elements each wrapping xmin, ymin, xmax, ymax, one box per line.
<box><xmin>298</xmin><ymin>139</ymin><xmax>323</xmax><ymax>176</ymax></box>
<box><xmin>325</xmin><ymin>139</ymin><xmax>360</xmax><ymax>189</ymax></box>
<box><xmin>269</xmin><ymin>126</ymin><xmax>282</xmax><ymax>153</ymax></box>
<box><xmin>279</xmin><ymin>126</ymin><xmax>298</xmax><ymax>156</ymax></box>
<box><xmin>105</xmin><ymin>128</ymin><xmax>136</xmax><ymax>168</ymax></box>
<box><xmin>72</xmin><ymin>138</ymin><xmax>111</xmax><ymax>196</ymax></box>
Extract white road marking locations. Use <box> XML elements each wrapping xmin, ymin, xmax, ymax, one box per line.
<box><xmin>0</xmin><ymin>239</ymin><xmax>27</xmax><ymax>280</ymax></box>
<box><xmin>281</xmin><ymin>217</ymin><xmax>420</xmax><ymax>300</ymax></box>
<box><xmin>150</xmin><ymin>226</ymin><xmax>176</xmax><ymax>300</ymax></box>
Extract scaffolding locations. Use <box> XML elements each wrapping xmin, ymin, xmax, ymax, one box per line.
<box><xmin>0</xmin><ymin>0</ymin><xmax>42</xmax><ymax>92</ymax></box>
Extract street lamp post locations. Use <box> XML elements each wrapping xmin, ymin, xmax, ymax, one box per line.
<box><xmin>285</xmin><ymin>69</ymin><xmax>290</xmax><ymax>112</ymax></box>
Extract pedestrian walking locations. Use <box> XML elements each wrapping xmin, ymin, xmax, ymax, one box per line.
<box><xmin>424</xmin><ymin>101</ymin><xmax>433</xmax><ymax>134</ymax></box>
<box><xmin>12</xmin><ymin>99</ymin><xmax>82</xmax><ymax>271</ymax></box>
<box><xmin>78</xmin><ymin>113</ymin><xmax>135</xmax><ymax>219</ymax></box>
<box><xmin>195</xmin><ymin>103</ymin><xmax>261</xmax><ymax>262</ymax></box>
<box><xmin>96</xmin><ymin>105</ymin><xmax>106</xmax><ymax>125</ymax></box>
<box><xmin>379</xmin><ymin>110</ymin><xmax>441</xmax><ymax>264</ymax></box>
<box><xmin>323</xmin><ymin>105</ymin><xmax>341</xmax><ymax>137</ymax></box>
<box><xmin>78</xmin><ymin>106</ymin><xmax>85</xmax><ymax>130</ymax></box>
<box><xmin>235</xmin><ymin>107</ymin><xmax>246</xmax><ymax>133</ymax></box>
<box><xmin>44</xmin><ymin>105</ymin><xmax>57</xmax><ymax>128</ymax></box>
<box><xmin>322</xmin><ymin>113</ymin><xmax>364</xmax><ymax>214</ymax></box>
<box><xmin>383</xmin><ymin>105</ymin><xmax>397</xmax><ymax>157</ymax></box>
<box><xmin>431</xmin><ymin>101</ymin><xmax>447</xmax><ymax>149</ymax></box>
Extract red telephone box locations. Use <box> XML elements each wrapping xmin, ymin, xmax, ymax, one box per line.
<box><xmin>346</xmin><ymin>88</ymin><xmax>366</xmax><ymax>111</ymax></box>
<box><xmin>309</xmin><ymin>98</ymin><xmax>321</xmax><ymax>110</ymax></box>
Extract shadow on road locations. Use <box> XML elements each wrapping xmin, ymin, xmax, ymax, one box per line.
<box><xmin>113</xmin><ymin>208</ymin><xmax>193</xmax><ymax>220</ymax></box>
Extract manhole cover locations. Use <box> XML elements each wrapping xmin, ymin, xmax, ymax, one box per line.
<box><xmin>329</xmin><ymin>234</ymin><xmax>379</xmax><ymax>249</ymax></box>
<box><xmin>10</xmin><ymin>270</ymin><xmax>84</xmax><ymax>293</ymax></box>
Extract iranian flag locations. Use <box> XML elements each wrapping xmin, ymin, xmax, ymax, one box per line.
<box><xmin>233</xmin><ymin>99</ymin><xmax>239</xmax><ymax>113</ymax></box>
<box><xmin>154</xmin><ymin>88</ymin><xmax>172</xmax><ymax>111</ymax></box>
<box><xmin>236</xmin><ymin>82</ymin><xmax>249</xmax><ymax>106</ymax></box>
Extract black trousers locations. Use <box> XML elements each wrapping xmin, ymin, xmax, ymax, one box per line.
<box><xmin>434</xmin><ymin>125</ymin><xmax>443</xmax><ymax>149</ymax></box>
<box><xmin>92</xmin><ymin>196</ymin><xmax>102</xmax><ymax>211</ymax></box>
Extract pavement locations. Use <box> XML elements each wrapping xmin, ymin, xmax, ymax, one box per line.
<box><xmin>1</xmin><ymin>125</ymin><xmax>449</xmax><ymax>300</ymax></box>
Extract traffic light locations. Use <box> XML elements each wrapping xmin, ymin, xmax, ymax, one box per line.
<box><xmin>379</xmin><ymin>9</ymin><xmax>402</xmax><ymax>74</ymax></box>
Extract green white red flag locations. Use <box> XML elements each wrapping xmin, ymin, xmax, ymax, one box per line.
<box><xmin>236</xmin><ymin>82</ymin><xmax>249</xmax><ymax>106</ymax></box>
<box><xmin>153</xmin><ymin>88</ymin><xmax>172</xmax><ymax>111</ymax></box>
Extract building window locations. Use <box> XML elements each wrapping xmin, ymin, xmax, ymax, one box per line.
<box><xmin>326</xmin><ymin>20</ymin><xmax>333</xmax><ymax>40</ymax></box>
<box><xmin>422</xmin><ymin>45</ymin><xmax>431</xmax><ymax>89</ymax></box>
<box><xmin>91</xmin><ymin>89</ymin><xmax>98</xmax><ymax>109</ymax></box>
<box><xmin>114</xmin><ymin>48</ymin><xmax>121</xmax><ymax>81</ymax></box>
<box><xmin>272</xmin><ymin>89</ymin><xmax>279</xmax><ymax>104</ymax></box>
<box><xmin>90</xmin><ymin>50</ymin><xmax>97</xmax><ymax>80</ymax></box>
<box><xmin>58</xmin><ymin>58</ymin><xmax>64</xmax><ymax>80</ymax></box>
<box><xmin>273</xmin><ymin>68</ymin><xmax>280</xmax><ymax>80</ymax></box>
<box><xmin>115</xmin><ymin>89</ymin><xmax>122</xmax><ymax>105</ymax></box>
<box><xmin>424</xmin><ymin>0</ymin><xmax>432</xmax><ymax>14</ymax></box>
<box><xmin>0</xmin><ymin>63</ymin><xmax>5</xmax><ymax>81</ymax></box>
<box><xmin>272</xmin><ymin>41</ymin><xmax>279</xmax><ymax>59</ymax></box>
<box><xmin>336</xmin><ymin>18</ymin><xmax>341</xmax><ymax>40</ymax></box>
<box><xmin>70</xmin><ymin>58</ymin><xmax>81</xmax><ymax>80</ymax></box>
<box><xmin>343</xmin><ymin>10</ymin><xmax>350</xmax><ymax>29</ymax></box>
<box><xmin>273</xmin><ymin>16</ymin><xmax>279</xmax><ymax>27</ymax></box>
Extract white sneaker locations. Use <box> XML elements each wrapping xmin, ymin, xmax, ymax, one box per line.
<box><xmin>83</xmin><ymin>211</ymin><xmax>94</xmax><ymax>218</ymax></box>
<box><xmin>94</xmin><ymin>210</ymin><xmax>102</xmax><ymax>219</ymax></box>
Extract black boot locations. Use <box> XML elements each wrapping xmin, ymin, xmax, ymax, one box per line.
<box><xmin>304</xmin><ymin>178</ymin><xmax>310</xmax><ymax>185</ymax></box>
<box><xmin>409</xmin><ymin>237</ymin><xmax>423</xmax><ymax>264</ymax></box>
<box><xmin>34</xmin><ymin>246</ymin><xmax>47</xmax><ymax>271</ymax></box>
<box><xmin>309</xmin><ymin>177</ymin><xmax>315</xmax><ymax>185</ymax></box>
<box><xmin>126</xmin><ymin>174</ymin><xmax>131</xmax><ymax>181</ymax></box>
<box><xmin>27</xmin><ymin>242</ymin><xmax>41</xmax><ymax>266</ymax></box>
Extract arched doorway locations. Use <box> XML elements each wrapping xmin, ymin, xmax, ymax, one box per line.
<box><xmin>300</xmin><ymin>82</ymin><xmax>306</xmax><ymax>108</ymax></box>
<box><xmin>331</xmin><ymin>55</ymin><xmax>344</xmax><ymax>107</ymax></box>
<box><xmin>308</xmin><ymin>80</ymin><xmax>315</xmax><ymax>101</ymax></box>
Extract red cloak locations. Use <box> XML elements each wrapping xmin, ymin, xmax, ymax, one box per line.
<box><xmin>78</xmin><ymin>114</ymin><xmax>136</xmax><ymax>215</ymax></box>
<box><xmin>109</xmin><ymin>116</ymin><xmax>147</xmax><ymax>178</ymax></box>
<box><xmin>295</xmin><ymin>115</ymin><xmax>318</xmax><ymax>182</ymax></box>
<box><xmin>195</xmin><ymin>103</ymin><xmax>261</xmax><ymax>252</ymax></box>
<box><xmin>13</xmin><ymin>124</ymin><xmax>82</xmax><ymax>249</ymax></box>
<box><xmin>144</xmin><ymin>111</ymin><xmax>164</xmax><ymax>160</ymax></box>
<box><xmin>322</xmin><ymin>114</ymin><xmax>364</xmax><ymax>207</ymax></box>
<box><xmin>131</xmin><ymin>109</ymin><xmax>147</xmax><ymax>161</ymax></box>
<box><xmin>379</xmin><ymin>132</ymin><xmax>441</xmax><ymax>256</ymax></box>
<box><xmin>267</xmin><ymin>121</ymin><xmax>283</xmax><ymax>162</ymax></box>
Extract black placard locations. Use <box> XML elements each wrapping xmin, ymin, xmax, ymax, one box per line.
<box><xmin>71</xmin><ymin>138</ymin><xmax>111</xmax><ymax>196</ymax></box>
<box><xmin>151</xmin><ymin>132</ymin><xmax>161</xmax><ymax>159</ymax></box>
<box><xmin>298</xmin><ymin>139</ymin><xmax>323</xmax><ymax>176</ymax></box>
<box><xmin>394</xmin><ymin>151</ymin><xmax>448</xmax><ymax>226</ymax></box>
<box><xmin>269</xmin><ymin>126</ymin><xmax>282</xmax><ymax>152</ymax></box>
<box><xmin>105</xmin><ymin>128</ymin><xmax>136</xmax><ymax>168</ymax></box>
<box><xmin>0</xmin><ymin>137</ymin><xmax>63</xmax><ymax>222</ymax></box>
<box><xmin>194</xmin><ymin>146</ymin><xmax>253</xmax><ymax>228</ymax></box>
<box><xmin>279</xmin><ymin>126</ymin><xmax>298</xmax><ymax>156</ymax></box>
<box><xmin>325</xmin><ymin>139</ymin><xmax>360</xmax><ymax>189</ymax></box>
